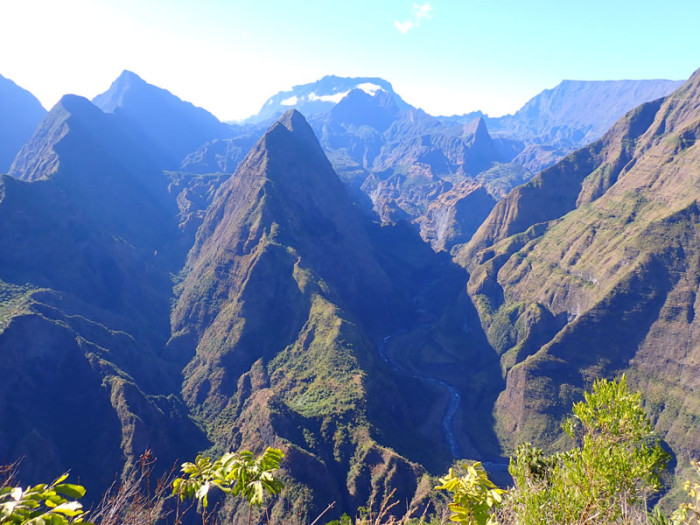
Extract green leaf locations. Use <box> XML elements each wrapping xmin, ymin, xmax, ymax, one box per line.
<box><xmin>52</xmin><ymin>501</ymin><xmax>84</xmax><ymax>516</ymax></box>
<box><xmin>52</xmin><ymin>474</ymin><xmax>69</xmax><ymax>486</ymax></box>
<box><xmin>54</xmin><ymin>484</ymin><xmax>86</xmax><ymax>500</ymax></box>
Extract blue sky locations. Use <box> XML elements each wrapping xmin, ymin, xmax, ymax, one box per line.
<box><xmin>0</xmin><ymin>0</ymin><xmax>698</xmax><ymax>120</ymax></box>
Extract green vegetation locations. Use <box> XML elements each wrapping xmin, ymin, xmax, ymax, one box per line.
<box><xmin>671</xmin><ymin>460</ymin><xmax>700</xmax><ymax>524</ymax></box>
<box><xmin>0</xmin><ymin>473</ymin><xmax>91</xmax><ymax>524</ymax></box>
<box><xmin>3</xmin><ymin>377</ymin><xmax>699</xmax><ymax>525</ymax></box>
<box><xmin>173</xmin><ymin>447</ymin><xmax>284</xmax><ymax>524</ymax></box>
<box><xmin>0</xmin><ymin>281</ymin><xmax>36</xmax><ymax>333</ymax></box>
<box><xmin>433</xmin><ymin>375</ymin><xmax>688</xmax><ymax>525</ymax></box>
<box><xmin>436</xmin><ymin>463</ymin><xmax>503</xmax><ymax>525</ymax></box>
<box><xmin>502</xmin><ymin>375</ymin><xmax>669</xmax><ymax>524</ymax></box>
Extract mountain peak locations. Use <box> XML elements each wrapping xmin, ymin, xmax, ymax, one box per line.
<box><xmin>463</xmin><ymin>116</ymin><xmax>488</xmax><ymax>136</ymax></box>
<box><xmin>0</xmin><ymin>73</ymin><xmax>47</xmax><ymax>172</ymax></box>
<box><xmin>93</xmin><ymin>70</ymin><xmax>151</xmax><ymax>114</ymax></box>
<box><xmin>55</xmin><ymin>94</ymin><xmax>102</xmax><ymax>116</ymax></box>
<box><xmin>9</xmin><ymin>95</ymin><xmax>105</xmax><ymax>181</ymax></box>
<box><xmin>91</xmin><ymin>70</ymin><xmax>231</xmax><ymax>168</ymax></box>
<box><xmin>246</xmin><ymin>75</ymin><xmax>412</xmax><ymax>125</ymax></box>
<box><xmin>117</xmin><ymin>69</ymin><xmax>144</xmax><ymax>81</ymax></box>
<box><xmin>264</xmin><ymin>109</ymin><xmax>324</xmax><ymax>158</ymax></box>
<box><xmin>276</xmin><ymin>108</ymin><xmax>311</xmax><ymax>134</ymax></box>
<box><xmin>108</xmin><ymin>70</ymin><xmax>148</xmax><ymax>92</ymax></box>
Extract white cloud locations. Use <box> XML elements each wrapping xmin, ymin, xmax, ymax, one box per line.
<box><xmin>414</xmin><ymin>3</ymin><xmax>433</xmax><ymax>21</ymax></box>
<box><xmin>280</xmin><ymin>95</ymin><xmax>299</xmax><ymax>105</ymax></box>
<box><xmin>308</xmin><ymin>91</ymin><xmax>350</xmax><ymax>103</ymax></box>
<box><xmin>394</xmin><ymin>20</ymin><xmax>415</xmax><ymax>34</ymax></box>
<box><xmin>355</xmin><ymin>83</ymin><xmax>385</xmax><ymax>95</ymax></box>
<box><xmin>394</xmin><ymin>3</ymin><xmax>433</xmax><ymax>34</ymax></box>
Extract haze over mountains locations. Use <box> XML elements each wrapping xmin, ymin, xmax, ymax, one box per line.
<box><xmin>0</xmin><ymin>67</ymin><xmax>696</xmax><ymax>523</ymax></box>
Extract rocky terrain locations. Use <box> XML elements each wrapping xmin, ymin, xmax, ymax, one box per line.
<box><xmin>0</xmin><ymin>67</ymin><xmax>696</xmax><ymax>522</ymax></box>
<box><xmin>187</xmin><ymin>76</ymin><xmax>681</xmax><ymax>252</ymax></box>
<box><xmin>455</xmin><ymin>68</ymin><xmax>700</xmax><ymax>469</ymax></box>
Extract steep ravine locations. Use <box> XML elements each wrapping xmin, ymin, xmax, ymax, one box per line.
<box><xmin>377</xmin><ymin>331</ymin><xmax>463</xmax><ymax>459</ymax></box>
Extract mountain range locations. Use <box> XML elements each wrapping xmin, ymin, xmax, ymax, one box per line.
<box><xmin>186</xmin><ymin>74</ymin><xmax>681</xmax><ymax>252</ymax></box>
<box><xmin>0</xmin><ymin>68</ymin><xmax>696</xmax><ymax>522</ymax></box>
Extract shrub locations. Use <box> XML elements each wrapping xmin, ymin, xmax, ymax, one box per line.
<box><xmin>435</xmin><ymin>462</ymin><xmax>503</xmax><ymax>525</ymax></box>
<box><xmin>502</xmin><ymin>375</ymin><xmax>669</xmax><ymax>524</ymax></box>
<box><xmin>672</xmin><ymin>460</ymin><xmax>700</xmax><ymax>524</ymax></box>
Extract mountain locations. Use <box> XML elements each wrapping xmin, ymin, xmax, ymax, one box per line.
<box><xmin>244</xmin><ymin>75</ymin><xmax>412</xmax><ymax>125</ymax></box>
<box><xmin>93</xmin><ymin>70</ymin><xmax>233</xmax><ymax>168</ymax></box>
<box><xmin>0</xmin><ymin>73</ymin><xmax>46</xmax><ymax>172</ymax></box>
<box><xmin>494</xmin><ymin>78</ymin><xmax>684</xmax><ymax>144</ymax></box>
<box><xmin>196</xmin><ymin>76</ymin><xmax>683</xmax><ymax>253</ymax></box>
<box><xmin>488</xmin><ymin>79</ymin><xmax>684</xmax><ymax>172</ymax></box>
<box><xmin>171</xmin><ymin>109</ymin><xmax>501</xmax><ymax>522</ymax></box>
<box><xmin>0</xmin><ymin>95</ymin><xmax>207</xmax><ymax>497</ymax></box>
<box><xmin>454</xmin><ymin>69</ymin><xmax>700</xmax><ymax>471</ymax></box>
<box><xmin>188</xmin><ymin>78</ymin><xmax>527</xmax><ymax>251</ymax></box>
<box><xmin>3</xmin><ymin>65</ymin><xmax>698</xmax><ymax>522</ymax></box>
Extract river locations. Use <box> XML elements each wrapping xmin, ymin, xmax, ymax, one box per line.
<box><xmin>377</xmin><ymin>332</ymin><xmax>462</xmax><ymax>458</ymax></box>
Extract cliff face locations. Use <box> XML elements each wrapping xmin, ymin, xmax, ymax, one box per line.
<box><xmin>3</xmin><ymin>66</ymin><xmax>697</xmax><ymax>522</ymax></box>
<box><xmin>455</xmin><ymin>69</ymin><xmax>700</xmax><ymax>460</ymax></box>
<box><xmin>490</xmin><ymin>78</ymin><xmax>684</xmax><ymax>147</ymax></box>
<box><xmin>0</xmin><ymin>87</ymin><xmax>500</xmax><ymax>522</ymax></box>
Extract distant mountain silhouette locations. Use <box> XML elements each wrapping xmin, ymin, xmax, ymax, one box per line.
<box><xmin>191</xmin><ymin>77</ymin><xmax>525</xmax><ymax>250</ymax></box>
<box><xmin>93</xmin><ymin>70</ymin><xmax>233</xmax><ymax>168</ymax></box>
<box><xmin>0</xmin><ymin>73</ymin><xmax>46</xmax><ymax>172</ymax></box>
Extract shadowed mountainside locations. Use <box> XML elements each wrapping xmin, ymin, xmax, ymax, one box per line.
<box><xmin>0</xmin><ymin>94</ymin><xmax>208</xmax><ymax>497</ymax></box>
<box><xmin>1</xmin><ymin>67</ymin><xmax>697</xmax><ymax>522</ymax></box>
<box><xmin>93</xmin><ymin>70</ymin><xmax>233</xmax><ymax>168</ymax></box>
<box><xmin>0</xmin><ymin>73</ymin><xmax>46</xmax><ymax>172</ymax></box>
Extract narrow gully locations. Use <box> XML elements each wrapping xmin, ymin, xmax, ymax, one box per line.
<box><xmin>378</xmin><ymin>332</ymin><xmax>462</xmax><ymax>459</ymax></box>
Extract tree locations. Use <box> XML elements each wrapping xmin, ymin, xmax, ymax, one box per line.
<box><xmin>172</xmin><ymin>447</ymin><xmax>284</xmax><ymax>525</ymax></box>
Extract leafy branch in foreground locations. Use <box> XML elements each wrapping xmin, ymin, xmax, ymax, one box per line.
<box><xmin>172</xmin><ymin>447</ymin><xmax>284</xmax><ymax>524</ymax></box>
<box><xmin>435</xmin><ymin>462</ymin><xmax>503</xmax><ymax>525</ymax></box>
<box><xmin>503</xmin><ymin>375</ymin><xmax>669</xmax><ymax>524</ymax></box>
<box><xmin>0</xmin><ymin>473</ymin><xmax>91</xmax><ymax>525</ymax></box>
<box><xmin>672</xmin><ymin>460</ymin><xmax>700</xmax><ymax>524</ymax></box>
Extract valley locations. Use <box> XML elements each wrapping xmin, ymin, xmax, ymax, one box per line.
<box><xmin>378</xmin><ymin>329</ymin><xmax>464</xmax><ymax>459</ymax></box>
<box><xmin>0</xmin><ymin>65</ymin><xmax>697</xmax><ymax>524</ymax></box>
